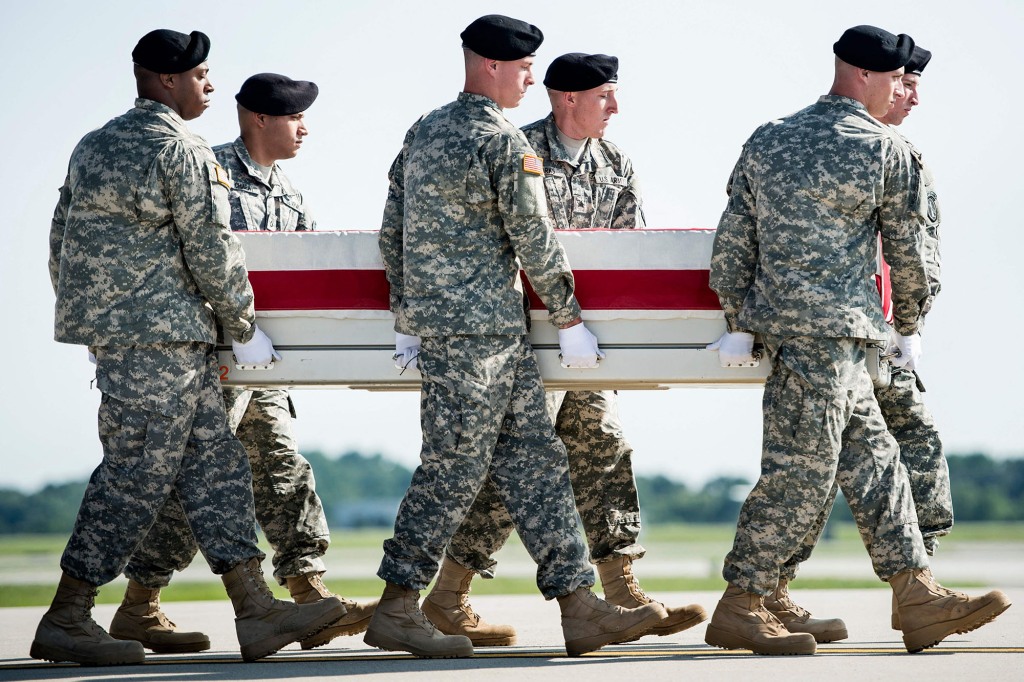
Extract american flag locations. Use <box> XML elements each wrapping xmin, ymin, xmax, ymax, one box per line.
<box><xmin>522</xmin><ymin>154</ymin><xmax>544</xmax><ymax>175</ymax></box>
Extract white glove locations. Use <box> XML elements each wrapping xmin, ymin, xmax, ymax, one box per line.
<box><xmin>232</xmin><ymin>324</ymin><xmax>281</xmax><ymax>366</ymax></box>
<box><xmin>558</xmin><ymin>322</ymin><xmax>605</xmax><ymax>369</ymax></box>
<box><xmin>394</xmin><ymin>332</ymin><xmax>421</xmax><ymax>372</ymax></box>
<box><xmin>707</xmin><ymin>331</ymin><xmax>759</xmax><ymax>367</ymax></box>
<box><xmin>884</xmin><ymin>328</ymin><xmax>901</xmax><ymax>357</ymax></box>
<box><xmin>890</xmin><ymin>332</ymin><xmax>922</xmax><ymax>371</ymax></box>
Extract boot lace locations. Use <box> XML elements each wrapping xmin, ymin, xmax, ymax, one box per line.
<box><xmin>623</xmin><ymin>569</ymin><xmax>654</xmax><ymax>605</ymax></box>
<box><xmin>772</xmin><ymin>584</ymin><xmax>810</xmax><ymax>619</ymax></box>
<box><xmin>150</xmin><ymin>593</ymin><xmax>177</xmax><ymax>629</ymax></box>
<box><xmin>306</xmin><ymin>573</ymin><xmax>335</xmax><ymax>599</ymax></box>
<box><xmin>455</xmin><ymin>587</ymin><xmax>481</xmax><ymax>624</ymax></box>
<box><xmin>408</xmin><ymin>593</ymin><xmax>439</xmax><ymax>634</ymax></box>
<box><xmin>919</xmin><ymin>569</ymin><xmax>958</xmax><ymax>599</ymax></box>
<box><xmin>244</xmin><ymin>561</ymin><xmax>277</xmax><ymax>600</ymax></box>
<box><xmin>75</xmin><ymin>591</ymin><xmax>107</xmax><ymax>637</ymax></box>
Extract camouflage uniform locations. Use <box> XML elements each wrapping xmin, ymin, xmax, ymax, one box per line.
<box><xmin>123</xmin><ymin>137</ymin><xmax>329</xmax><ymax>587</ymax></box>
<box><xmin>49</xmin><ymin>98</ymin><xmax>262</xmax><ymax>586</ymax></box>
<box><xmin>710</xmin><ymin>95</ymin><xmax>933</xmax><ymax>595</ymax></box>
<box><xmin>446</xmin><ymin>113</ymin><xmax>645</xmax><ymax>574</ymax></box>
<box><xmin>377</xmin><ymin>92</ymin><xmax>593</xmax><ymax>598</ymax></box>
<box><xmin>781</xmin><ymin>132</ymin><xmax>950</xmax><ymax>578</ymax></box>
<box><xmin>216</xmin><ymin>137</ymin><xmax>316</xmax><ymax>232</ymax></box>
<box><xmin>525</xmin><ymin>113</ymin><xmax>643</xmax><ymax>230</ymax></box>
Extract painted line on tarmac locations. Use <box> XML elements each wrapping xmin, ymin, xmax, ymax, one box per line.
<box><xmin>5</xmin><ymin>646</ymin><xmax>1024</xmax><ymax>669</ymax></box>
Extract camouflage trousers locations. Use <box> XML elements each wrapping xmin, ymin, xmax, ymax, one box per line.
<box><xmin>781</xmin><ymin>364</ymin><xmax>952</xmax><ymax>580</ymax></box>
<box><xmin>723</xmin><ymin>335</ymin><xmax>928</xmax><ymax>595</ymax></box>
<box><xmin>61</xmin><ymin>343</ymin><xmax>262</xmax><ymax>586</ymax></box>
<box><xmin>125</xmin><ymin>388</ymin><xmax>329</xmax><ymax>587</ymax></box>
<box><xmin>378</xmin><ymin>335</ymin><xmax>594</xmax><ymax>599</ymax></box>
<box><xmin>446</xmin><ymin>389</ymin><xmax>643</xmax><ymax>575</ymax></box>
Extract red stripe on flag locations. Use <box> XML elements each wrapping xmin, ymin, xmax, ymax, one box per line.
<box><xmin>248</xmin><ymin>269</ymin><xmax>721</xmax><ymax>312</ymax></box>
<box><xmin>526</xmin><ymin>270</ymin><xmax>721</xmax><ymax>310</ymax></box>
<box><xmin>249</xmin><ymin>270</ymin><xmax>392</xmax><ymax>310</ymax></box>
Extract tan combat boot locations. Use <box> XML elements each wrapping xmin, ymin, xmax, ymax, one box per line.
<box><xmin>363</xmin><ymin>582</ymin><xmax>474</xmax><ymax>658</ymax></box>
<box><xmin>764</xmin><ymin>578</ymin><xmax>848</xmax><ymax>643</ymax></box>
<box><xmin>704</xmin><ymin>583</ymin><xmax>817</xmax><ymax>655</ymax></box>
<box><xmin>889</xmin><ymin>568</ymin><xmax>1011</xmax><ymax>653</ymax></box>
<box><xmin>597</xmin><ymin>556</ymin><xmax>707</xmax><ymax>639</ymax></box>
<box><xmin>286</xmin><ymin>572</ymin><xmax>379</xmax><ymax>649</ymax></box>
<box><xmin>108</xmin><ymin>580</ymin><xmax>210</xmax><ymax>653</ymax></box>
<box><xmin>421</xmin><ymin>556</ymin><xmax>517</xmax><ymax>646</ymax></box>
<box><xmin>30</xmin><ymin>572</ymin><xmax>146</xmax><ymax>666</ymax></box>
<box><xmin>558</xmin><ymin>585</ymin><xmax>668</xmax><ymax>657</ymax></box>
<box><xmin>222</xmin><ymin>557</ymin><xmax>345</xmax><ymax>661</ymax></box>
<box><xmin>891</xmin><ymin>592</ymin><xmax>900</xmax><ymax>630</ymax></box>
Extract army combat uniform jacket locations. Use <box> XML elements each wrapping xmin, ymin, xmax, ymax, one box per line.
<box><xmin>49</xmin><ymin>98</ymin><xmax>255</xmax><ymax>346</ymax></box>
<box><xmin>379</xmin><ymin>92</ymin><xmax>581</xmax><ymax>336</ymax></box>
<box><xmin>710</xmin><ymin>95</ymin><xmax>933</xmax><ymax>341</ymax></box>
<box><xmin>521</xmin><ymin>113</ymin><xmax>644</xmax><ymax>230</ymax></box>
<box><xmin>213</xmin><ymin>137</ymin><xmax>315</xmax><ymax>232</ymax></box>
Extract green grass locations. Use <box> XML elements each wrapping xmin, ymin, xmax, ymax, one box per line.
<box><xmin>0</xmin><ymin>522</ymin><xmax>1015</xmax><ymax>607</ymax></box>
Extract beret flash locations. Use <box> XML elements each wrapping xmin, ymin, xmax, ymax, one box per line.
<box><xmin>905</xmin><ymin>46</ymin><xmax>932</xmax><ymax>75</ymax></box>
<box><xmin>833</xmin><ymin>25</ymin><xmax>915</xmax><ymax>72</ymax></box>
<box><xmin>460</xmin><ymin>14</ymin><xmax>543</xmax><ymax>61</ymax></box>
<box><xmin>235</xmin><ymin>73</ymin><xmax>319</xmax><ymax>116</ymax></box>
<box><xmin>132</xmin><ymin>29</ymin><xmax>210</xmax><ymax>74</ymax></box>
<box><xmin>544</xmin><ymin>53</ymin><xmax>619</xmax><ymax>91</ymax></box>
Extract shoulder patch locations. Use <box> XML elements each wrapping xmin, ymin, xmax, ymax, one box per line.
<box><xmin>212</xmin><ymin>162</ymin><xmax>233</xmax><ymax>190</ymax></box>
<box><xmin>522</xmin><ymin>154</ymin><xmax>544</xmax><ymax>176</ymax></box>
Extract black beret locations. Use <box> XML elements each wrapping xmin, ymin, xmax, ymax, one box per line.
<box><xmin>132</xmin><ymin>29</ymin><xmax>210</xmax><ymax>74</ymax></box>
<box><xmin>544</xmin><ymin>53</ymin><xmax>619</xmax><ymax>91</ymax></box>
<box><xmin>833</xmin><ymin>25</ymin><xmax>915</xmax><ymax>72</ymax></box>
<box><xmin>905</xmin><ymin>46</ymin><xmax>932</xmax><ymax>75</ymax></box>
<box><xmin>235</xmin><ymin>73</ymin><xmax>319</xmax><ymax>116</ymax></box>
<box><xmin>460</xmin><ymin>14</ymin><xmax>543</xmax><ymax>61</ymax></box>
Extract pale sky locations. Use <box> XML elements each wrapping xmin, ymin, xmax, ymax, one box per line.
<box><xmin>1</xmin><ymin>0</ymin><xmax>1022</xmax><ymax>492</ymax></box>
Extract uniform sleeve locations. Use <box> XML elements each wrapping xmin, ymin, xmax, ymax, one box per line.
<box><xmin>906</xmin><ymin>146</ymin><xmax>941</xmax><ymax>303</ymax></box>
<box><xmin>878</xmin><ymin>140</ymin><xmax>932</xmax><ymax>335</ymax></box>
<box><xmin>609</xmin><ymin>158</ymin><xmax>646</xmax><ymax>230</ymax></box>
<box><xmin>163</xmin><ymin>145</ymin><xmax>256</xmax><ymax>342</ymax></box>
<box><xmin>491</xmin><ymin>134</ymin><xmax>581</xmax><ymax>326</ymax></box>
<box><xmin>379</xmin><ymin>124</ymin><xmax>417</xmax><ymax>314</ymax></box>
<box><xmin>48</xmin><ymin>175</ymin><xmax>71</xmax><ymax>295</ymax></box>
<box><xmin>297</xmin><ymin>194</ymin><xmax>316</xmax><ymax>231</ymax></box>
<box><xmin>709</xmin><ymin>149</ymin><xmax>758</xmax><ymax>333</ymax></box>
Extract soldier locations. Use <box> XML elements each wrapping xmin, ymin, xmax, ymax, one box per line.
<box><xmin>429</xmin><ymin>53</ymin><xmax>705</xmax><ymax>646</ymax></box>
<box><xmin>773</xmin><ymin>45</ymin><xmax>954</xmax><ymax>642</ymax></box>
<box><xmin>114</xmin><ymin>73</ymin><xmax>375</xmax><ymax>654</ymax></box>
<box><xmin>32</xmin><ymin>29</ymin><xmax>344</xmax><ymax>666</ymax></box>
<box><xmin>367</xmin><ymin>15</ymin><xmax>668</xmax><ymax>659</ymax></box>
<box><xmin>704</xmin><ymin>25</ymin><xmax>1009</xmax><ymax>655</ymax></box>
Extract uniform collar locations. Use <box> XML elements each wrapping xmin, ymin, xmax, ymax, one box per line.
<box><xmin>231</xmin><ymin>136</ymin><xmax>276</xmax><ymax>189</ymax></box>
<box><xmin>458</xmin><ymin>91</ymin><xmax>504</xmax><ymax>113</ymax></box>
<box><xmin>817</xmin><ymin>94</ymin><xmax>870</xmax><ymax>113</ymax></box>
<box><xmin>542</xmin><ymin>113</ymin><xmax>610</xmax><ymax>169</ymax></box>
<box><xmin>135</xmin><ymin>97</ymin><xmax>186</xmax><ymax>124</ymax></box>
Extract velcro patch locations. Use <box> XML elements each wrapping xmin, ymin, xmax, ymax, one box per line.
<box><xmin>212</xmin><ymin>163</ymin><xmax>233</xmax><ymax>189</ymax></box>
<box><xmin>522</xmin><ymin>154</ymin><xmax>544</xmax><ymax>176</ymax></box>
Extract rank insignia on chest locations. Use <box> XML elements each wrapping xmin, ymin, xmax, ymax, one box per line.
<box><xmin>213</xmin><ymin>163</ymin><xmax>233</xmax><ymax>190</ymax></box>
<box><xmin>522</xmin><ymin>154</ymin><xmax>544</xmax><ymax>176</ymax></box>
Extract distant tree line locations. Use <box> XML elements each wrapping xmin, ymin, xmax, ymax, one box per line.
<box><xmin>1</xmin><ymin>452</ymin><xmax>1021</xmax><ymax>534</ymax></box>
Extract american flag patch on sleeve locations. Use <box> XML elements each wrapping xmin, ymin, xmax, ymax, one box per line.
<box><xmin>522</xmin><ymin>154</ymin><xmax>544</xmax><ymax>175</ymax></box>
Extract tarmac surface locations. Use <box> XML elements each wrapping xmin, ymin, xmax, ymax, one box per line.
<box><xmin>0</xmin><ymin>587</ymin><xmax>1020</xmax><ymax>681</ymax></box>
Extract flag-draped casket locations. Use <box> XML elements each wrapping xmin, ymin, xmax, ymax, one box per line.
<box><xmin>218</xmin><ymin>229</ymin><xmax>769</xmax><ymax>390</ymax></box>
